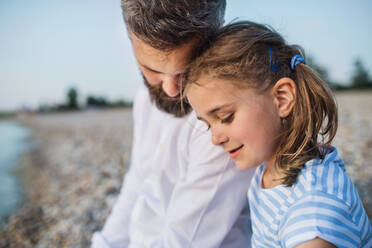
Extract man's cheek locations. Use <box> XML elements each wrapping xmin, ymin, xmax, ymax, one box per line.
<box><xmin>144</xmin><ymin>74</ymin><xmax>159</xmax><ymax>87</ymax></box>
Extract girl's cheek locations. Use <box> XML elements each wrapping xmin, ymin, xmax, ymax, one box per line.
<box><xmin>231</xmin><ymin>124</ymin><xmax>248</xmax><ymax>140</ymax></box>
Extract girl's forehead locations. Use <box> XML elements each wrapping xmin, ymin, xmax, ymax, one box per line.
<box><xmin>187</xmin><ymin>78</ymin><xmax>231</xmax><ymax>99</ymax></box>
<box><xmin>187</xmin><ymin>77</ymin><xmax>250</xmax><ymax>112</ymax></box>
<box><xmin>191</xmin><ymin>74</ymin><xmax>233</xmax><ymax>90</ymax></box>
<box><xmin>187</xmin><ymin>75</ymin><xmax>268</xmax><ymax>113</ymax></box>
<box><xmin>190</xmin><ymin>75</ymin><xmax>250</xmax><ymax>98</ymax></box>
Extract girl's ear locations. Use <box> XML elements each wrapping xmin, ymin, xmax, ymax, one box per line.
<box><xmin>272</xmin><ymin>77</ymin><xmax>296</xmax><ymax>118</ymax></box>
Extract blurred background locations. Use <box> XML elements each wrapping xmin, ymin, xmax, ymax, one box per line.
<box><xmin>0</xmin><ymin>0</ymin><xmax>371</xmax><ymax>247</ymax></box>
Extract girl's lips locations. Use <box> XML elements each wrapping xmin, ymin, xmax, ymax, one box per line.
<box><xmin>228</xmin><ymin>145</ymin><xmax>244</xmax><ymax>159</ymax></box>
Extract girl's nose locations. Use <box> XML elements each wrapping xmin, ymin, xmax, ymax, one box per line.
<box><xmin>211</xmin><ymin>128</ymin><xmax>228</xmax><ymax>146</ymax></box>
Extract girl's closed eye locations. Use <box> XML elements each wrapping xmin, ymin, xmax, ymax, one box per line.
<box><xmin>205</xmin><ymin>123</ymin><xmax>211</xmax><ymax>131</ymax></box>
<box><xmin>221</xmin><ymin>113</ymin><xmax>234</xmax><ymax>124</ymax></box>
<box><xmin>200</xmin><ymin>120</ymin><xmax>211</xmax><ymax>131</ymax></box>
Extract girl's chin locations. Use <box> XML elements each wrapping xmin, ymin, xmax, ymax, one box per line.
<box><xmin>234</xmin><ymin>160</ymin><xmax>258</xmax><ymax>170</ymax></box>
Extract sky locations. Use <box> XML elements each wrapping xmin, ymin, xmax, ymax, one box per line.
<box><xmin>1</xmin><ymin>0</ymin><xmax>371</xmax><ymax>111</ymax></box>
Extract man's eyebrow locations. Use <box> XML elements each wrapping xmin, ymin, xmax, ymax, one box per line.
<box><xmin>140</xmin><ymin>63</ymin><xmax>161</xmax><ymax>73</ymax></box>
<box><xmin>140</xmin><ymin>62</ymin><xmax>186</xmax><ymax>75</ymax></box>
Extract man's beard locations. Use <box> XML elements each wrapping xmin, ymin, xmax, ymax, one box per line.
<box><xmin>143</xmin><ymin>75</ymin><xmax>191</xmax><ymax>118</ymax></box>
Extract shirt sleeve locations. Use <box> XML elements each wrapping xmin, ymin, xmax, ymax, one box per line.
<box><xmin>91</xmin><ymin>89</ymin><xmax>146</xmax><ymax>248</ymax></box>
<box><xmin>279</xmin><ymin>190</ymin><xmax>361</xmax><ymax>248</ymax></box>
<box><xmin>162</xmin><ymin>118</ymin><xmax>254</xmax><ymax>248</ymax></box>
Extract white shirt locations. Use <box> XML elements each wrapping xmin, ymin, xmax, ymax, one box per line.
<box><xmin>92</xmin><ymin>87</ymin><xmax>254</xmax><ymax>248</ymax></box>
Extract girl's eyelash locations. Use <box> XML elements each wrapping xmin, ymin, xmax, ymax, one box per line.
<box><xmin>200</xmin><ymin>113</ymin><xmax>233</xmax><ymax>132</ymax></box>
<box><xmin>221</xmin><ymin>113</ymin><xmax>234</xmax><ymax>124</ymax></box>
<box><xmin>201</xmin><ymin>121</ymin><xmax>210</xmax><ymax>131</ymax></box>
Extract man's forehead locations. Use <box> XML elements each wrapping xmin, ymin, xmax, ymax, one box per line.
<box><xmin>129</xmin><ymin>32</ymin><xmax>199</xmax><ymax>53</ymax></box>
<box><xmin>130</xmin><ymin>33</ymin><xmax>199</xmax><ymax>74</ymax></box>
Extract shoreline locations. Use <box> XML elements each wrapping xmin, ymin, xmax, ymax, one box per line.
<box><xmin>0</xmin><ymin>120</ymin><xmax>31</xmax><ymax>226</ymax></box>
<box><xmin>0</xmin><ymin>143</ymin><xmax>50</xmax><ymax>246</ymax></box>
<box><xmin>0</xmin><ymin>109</ymin><xmax>133</xmax><ymax>247</ymax></box>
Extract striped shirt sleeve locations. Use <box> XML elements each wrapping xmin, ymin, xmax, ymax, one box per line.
<box><xmin>279</xmin><ymin>190</ymin><xmax>362</xmax><ymax>248</ymax></box>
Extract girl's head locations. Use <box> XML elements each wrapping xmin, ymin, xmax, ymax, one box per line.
<box><xmin>184</xmin><ymin>21</ymin><xmax>338</xmax><ymax>186</ymax></box>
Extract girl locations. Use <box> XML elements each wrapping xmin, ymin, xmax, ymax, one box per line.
<box><xmin>184</xmin><ymin>21</ymin><xmax>372</xmax><ymax>247</ymax></box>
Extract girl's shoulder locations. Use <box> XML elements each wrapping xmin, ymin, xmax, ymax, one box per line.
<box><xmin>280</xmin><ymin>148</ymin><xmax>372</xmax><ymax>248</ymax></box>
<box><xmin>279</xmin><ymin>147</ymin><xmax>372</xmax><ymax>247</ymax></box>
<box><xmin>296</xmin><ymin>146</ymin><xmax>355</xmax><ymax>205</ymax></box>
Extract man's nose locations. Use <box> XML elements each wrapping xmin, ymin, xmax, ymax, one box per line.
<box><xmin>161</xmin><ymin>75</ymin><xmax>180</xmax><ymax>97</ymax></box>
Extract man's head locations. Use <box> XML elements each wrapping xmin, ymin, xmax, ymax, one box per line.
<box><xmin>121</xmin><ymin>0</ymin><xmax>226</xmax><ymax>117</ymax></box>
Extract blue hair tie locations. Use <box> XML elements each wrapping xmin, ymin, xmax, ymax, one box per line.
<box><xmin>290</xmin><ymin>54</ymin><xmax>306</xmax><ymax>71</ymax></box>
<box><xmin>269</xmin><ymin>47</ymin><xmax>278</xmax><ymax>72</ymax></box>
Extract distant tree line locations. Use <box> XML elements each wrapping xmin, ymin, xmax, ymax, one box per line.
<box><xmin>38</xmin><ymin>87</ymin><xmax>132</xmax><ymax>113</ymax></box>
<box><xmin>350</xmin><ymin>59</ymin><xmax>372</xmax><ymax>89</ymax></box>
<box><xmin>0</xmin><ymin>112</ymin><xmax>16</xmax><ymax>119</ymax></box>
<box><xmin>308</xmin><ymin>57</ymin><xmax>372</xmax><ymax>90</ymax></box>
<box><xmin>1</xmin><ymin>57</ymin><xmax>371</xmax><ymax>118</ymax></box>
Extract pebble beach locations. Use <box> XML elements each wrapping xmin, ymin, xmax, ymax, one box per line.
<box><xmin>0</xmin><ymin>91</ymin><xmax>371</xmax><ymax>247</ymax></box>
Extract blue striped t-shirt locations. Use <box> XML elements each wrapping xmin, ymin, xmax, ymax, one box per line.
<box><xmin>248</xmin><ymin>146</ymin><xmax>372</xmax><ymax>248</ymax></box>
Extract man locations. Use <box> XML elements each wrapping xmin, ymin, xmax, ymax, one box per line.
<box><xmin>92</xmin><ymin>1</ymin><xmax>254</xmax><ymax>247</ymax></box>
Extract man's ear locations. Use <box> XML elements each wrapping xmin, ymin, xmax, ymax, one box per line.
<box><xmin>272</xmin><ymin>77</ymin><xmax>296</xmax><ymax>118</ymax></box>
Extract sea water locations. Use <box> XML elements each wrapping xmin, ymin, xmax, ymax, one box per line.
<box><xmin>0</xmin><ymin>120</ymin><xmax>30</xmax><ymax>221</ymax></box>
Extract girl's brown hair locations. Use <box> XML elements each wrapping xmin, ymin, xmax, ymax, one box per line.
<box><xmin>185</xmin><ymin>21</ymin><xmax>338</xmax><ymax>186</ymax></box>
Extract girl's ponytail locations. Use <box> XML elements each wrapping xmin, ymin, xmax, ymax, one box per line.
<box><xmin>277</xmin><ymin>62</ymin><xmax>338</xmax><ymax>186</ymax></box>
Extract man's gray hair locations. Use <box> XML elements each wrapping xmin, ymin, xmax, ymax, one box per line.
<box><xmin>121</xmin><ymin>0</ymin><xmax>226</xmax><ymax>50</ymax></box>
